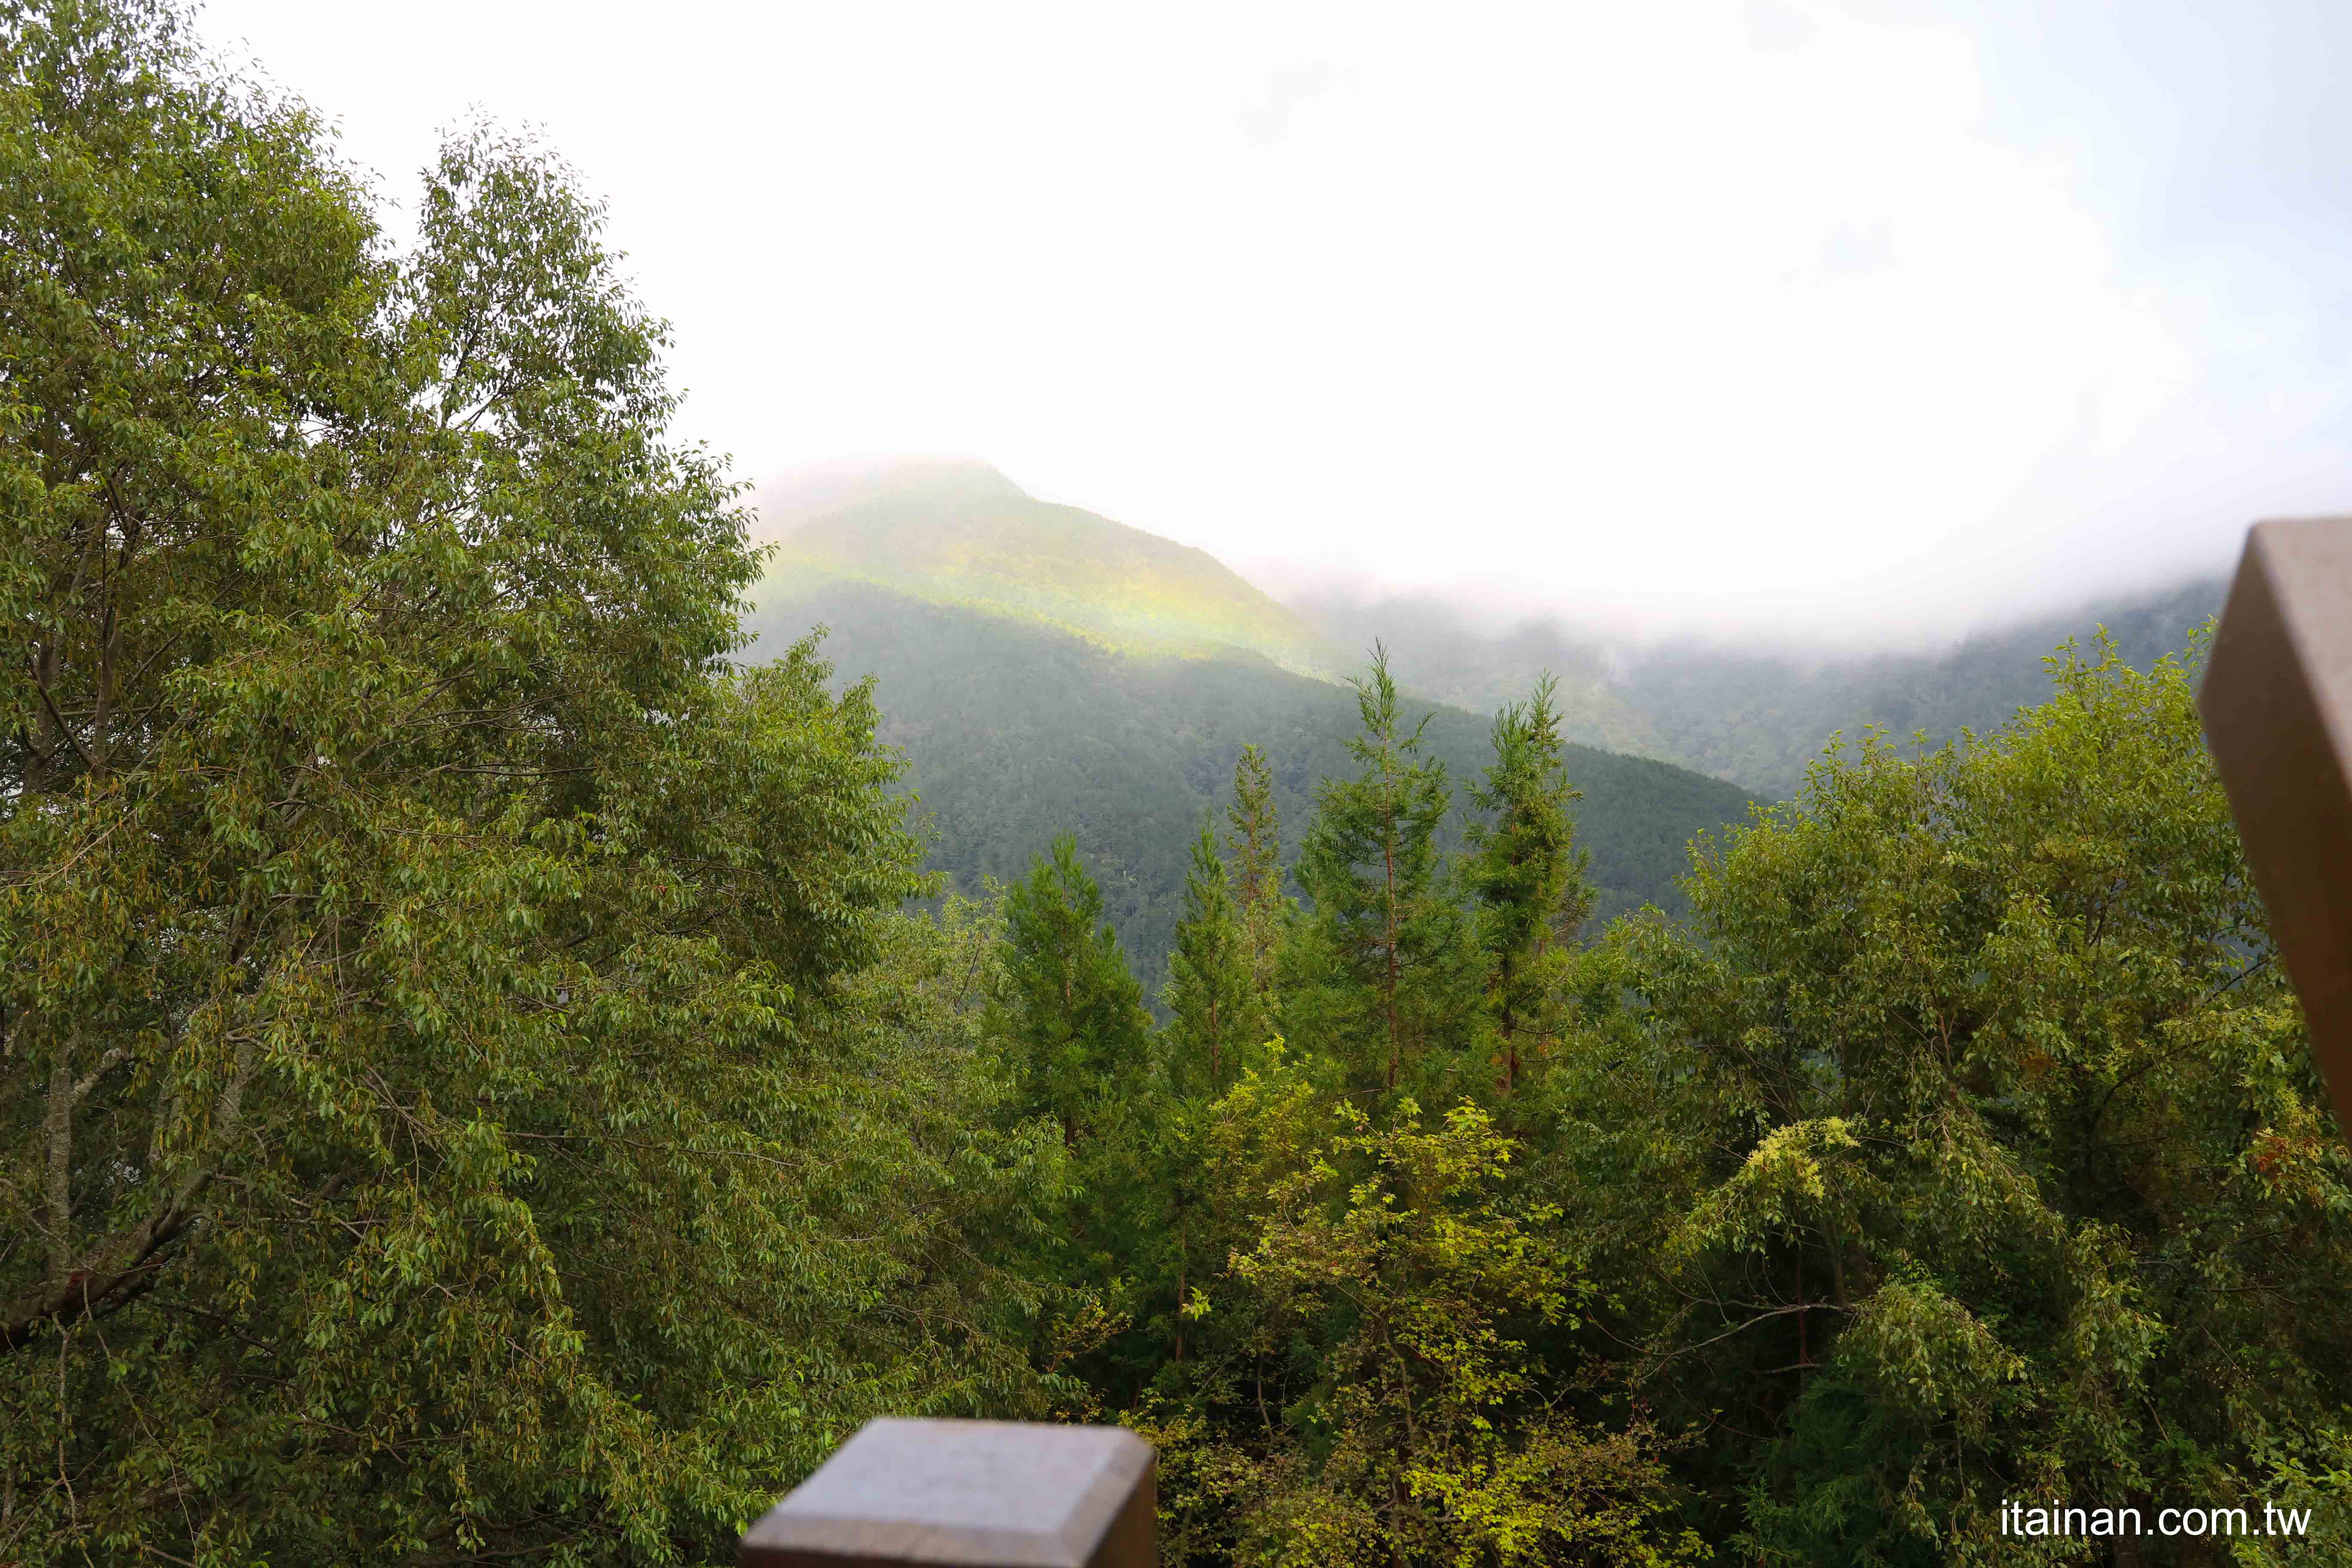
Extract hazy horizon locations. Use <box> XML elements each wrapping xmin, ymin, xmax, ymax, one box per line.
<box><xmin>1238</xmin><ymin>549</ymin><xmax>2233</xmax><ymax>660</ymax></box>
<box><xmin>203</xmin><ymin>0</ymin><xmax>2352</xmax><ymax>642</ymax></box>
<box><xmin>752</xmin><ymin>452</ymin><xmax>2233</xmax><ymax>660</ymax></box>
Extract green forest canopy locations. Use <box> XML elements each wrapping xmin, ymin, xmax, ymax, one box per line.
<box><xmin>4</xmin><ymin>5</ymin><xmax>2347</xmax><ymax>1565</ymax></box>
<box><xmin>739</xmin><ymin>580</ymin><xmax>1759</xmax><ymax>998</ymax></box>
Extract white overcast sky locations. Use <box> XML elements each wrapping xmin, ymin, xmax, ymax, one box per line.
<box><xmin>200</xmin><ymin>0</ymin><xmax>2352</xmax><ymax>643</ymax></box>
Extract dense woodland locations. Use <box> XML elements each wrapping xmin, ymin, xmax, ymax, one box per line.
<box><xmin>6</xmin><ymin>6</ymin><xmax>2350</xmax><ymax>1566</ymax></box>
<box><xmin>740</xmin><ymin>582</ymin><xmax>1757</xmax><ymax>999</ymax></box>
<box><xmin>1293</xmin><ymin>578</ymin><xmax>2230</xmax><ymax>799</ymax></box>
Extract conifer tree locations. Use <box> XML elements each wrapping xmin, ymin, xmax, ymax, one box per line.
<box><xmin>990</xmin><ymin>835</ymin><xmax>1155</xmax><ymax>1148</ymax></box>
<box><xmin>1136</xmin><ymin>828</ymin><xmax>1267</xmax><ymax>1377</ymax></box>
<box><xmin>990</xmin><ymin>838</ymin><xmax>1194</xmax><ymax>1397</ymax></box>
<box><xmin>1285</xmin><ymin>647</ymin><xmax>1477</xmax><ymax>1095</ymax></box>
<box><xmin>1462</xmin><ymin>674</ymin><xmax>1596</xmax><ymax>1094</ymax></box>
<box><xmin>1225</xmin><ymin>743</ymin><xmax>1286</xmax><ymax>1000</ymax></box>
<box><xmin>1162</xmin><ymin>826</ymin><xmax>1266</xmax><ymax>1101</ymax></box>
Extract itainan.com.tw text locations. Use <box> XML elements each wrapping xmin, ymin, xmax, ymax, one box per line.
<box><xmin>2000</xmin><ymin>1500</ymin><xmax>2313</xmax><ymax>1541</ymax></box>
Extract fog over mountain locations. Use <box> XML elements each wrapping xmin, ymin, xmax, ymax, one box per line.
<box><xmin>206</xmin><ymin>2</ymin><xmax>2352</xmax><ymax>643</ymax></box>
<box><xmin>742</xmin><ymin>460</ymin><xmax>1760</xmax><ymax>994</ymax></box>
<box><xmin>1277</xmin><ymin>572</ymin><xmax>2230</xmax><ymax>798</ymax></box>
<box><xmin>753</xmin><ymin>459</ymin><xmax>1351</xmax><ymax>681</ymax></box>
<box><xmin>757</xmin><ymin>458</ymin><xmax>2230</xmax><ymax>802</ymax></box>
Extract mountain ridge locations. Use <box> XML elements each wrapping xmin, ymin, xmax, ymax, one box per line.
<box><xmin>756</xmin><ymin>460</ymin><xmax>1354</xmax><ymax>683</ymax></box>
<box><xmin>750</xmin><ymin>458</ymin><xmax>2227</xmax><ymax>802</ymax></box>
<box><xmin>1287</xmin><ymin>575</ymin><xmax>2229</xmax><ymax>797</ymax></box>
<box><xmin>741</xmin><ymin>579</ymin><xmax>1759</xmax><ymax>995</ymax></box>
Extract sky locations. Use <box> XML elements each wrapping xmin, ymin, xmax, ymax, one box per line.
<box><xmin>197</xmin><ymin>0</ymin><xmax>2352</xmax><ymax>644</ymax></box>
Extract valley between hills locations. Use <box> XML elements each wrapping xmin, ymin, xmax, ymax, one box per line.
<box><xmin>744</xmin><ymin>459</ymin><xmax>2224</xmax><ymax>991</ymax></box>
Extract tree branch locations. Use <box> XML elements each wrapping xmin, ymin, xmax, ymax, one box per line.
<box><xmin>0</xmin><ymin>1206</ymin><xmax>193</xmax><ymax>1355</ymax></box>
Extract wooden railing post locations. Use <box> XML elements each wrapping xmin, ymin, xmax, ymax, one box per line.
<box><xmin>2199</xmin><ymin>516</ymin><xmax>2352</xmax><ymax>1131</ymax></box>
<box><xmin>738</xmin><ymin>1419</ymin><xmax>1157</xmax><ymax>1568</ymax></box>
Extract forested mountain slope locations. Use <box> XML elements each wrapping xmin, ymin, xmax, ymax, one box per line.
<box><xmin>741</xmin><ymin>582</ymin><xmax>1756</xmax><ymax>995</ymax></box>
<box><xmin>1282</xmin><ymin>592</ymin><xmax>1671</xmax><ymax>759</ymax></box>
<box><xmin>1291</xmin><ymin>574</ymin><xmax>2228</xmax><ymax>797</ymax></box>
<box><xmin>1617</xmin><ymin>576</ymin><xmax>2227</xmax><ymax>795</ymax></box>
<box><xmin>757</xmin><ymin>460</ymin><xmax>1353</xmax><ymax>681</ymax></box>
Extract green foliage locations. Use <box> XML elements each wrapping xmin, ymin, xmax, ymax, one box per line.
<box><xmin>1115</xmin><ymin>668</ymin><xmax>1708</xmax><ymax>1565</ymax></box>
<box><xmin>741</xmin><ymin>582</ymin><xmax>1760</xmax><ymax>997</ymax></box>
<box><xmin>1227</xmin><ymin>742</ymin><xmax>1289</xmax><ymax>1002</ymax></box>
<box><xmin>0</xmin><ymin>6</ymin><xmax>1058</xmax><ymax>1561</ymax></box>
<box><xmin>989</xmin><ymin>834</ymin><xmax>1156</xmax><ymax>1147</ymax></box>
<box><xmin>985</xmin><ymin>836</ymin><xmax>1191</xmax><ymax>1409</ymax></box>
<box><xmin>1463</xmin><ymin>675</ymin><xmax>1596</xmax><ymax>1096</ymax></box>
<box><xmin>1164</xmin><ymin>827</ymin><xmax>1268</xmax><ymax>1103</ymax></box>
<box><xmin>1283</xmin><ymin>647</ymin><xmax>1480</xmax><ymax>1097</ymax></box>
<box><xmin>1145</xmin><ymin>823</ymin><xmax>1277</xmax><ymax>1398</ymax></box>
<box><xmin>1563</xmin><ymin>634</ymin><xmax>2351</xmax><ymax>1564</ymax></box>
<box><xmin>1142</xmin><ymin>1054</ymin><xmax>1707</xmax><ymax>1567</ymax></box>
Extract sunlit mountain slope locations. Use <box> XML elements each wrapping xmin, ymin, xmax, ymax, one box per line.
<box><xmin>743</xmin><ymin>461</ymin><xmax>1758</xmax><ymax>993</ymax></box>
<box><xmin>756</xmin><ymin>460</ymin><xmax>1353</xmax><ymax>682</ymax></box>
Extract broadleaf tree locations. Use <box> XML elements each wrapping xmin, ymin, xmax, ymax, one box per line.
<box><xmin>1562</xmin><ymin>635</ymin><xmax>2352</xmax><ymax>1564</ymax></box>
<box><xmin>0</xmin><ymin>5</ymin><xmax>1058</xmax><ymax>1561</ymax></box>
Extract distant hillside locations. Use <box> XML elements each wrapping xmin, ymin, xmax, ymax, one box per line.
<box><xmin>738</xmin><ymin>462</ymin><xmax>2223</xmax><ymax>973</ymax></box>
<box><xmin>1289</xmin><ymin>576</ymin><xmax>2229</xmax><ymax>799</ymax></box>
<box><xmin>741</xmin><ymin>582</ymin><xmax>1758</xmax><ymax>998</ymax></box>
<box><xmin>1615</xmin><ymin>577</ymin><xmax>2227</xmax><ymax>797</ymax></box>
<box><xmin>1284</xmin><ymin>592</ymin><xmax>1672</xmax><ymax>760</ymax></box>
<box><xmin>755</xmin><ymin>461</ymin><xmax>1353</xmax><ymax>682</ymax></box>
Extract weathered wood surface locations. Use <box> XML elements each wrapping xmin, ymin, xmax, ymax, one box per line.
<box><xmin>738</xmin><ymin>1419</ymin><xmax>1156</xmax><ymax>1568</ymax></box>
<box><xmin>2199</xmin><ymin>516</ymin><xmax>2352</xmax><ymax>1131</ymax></box>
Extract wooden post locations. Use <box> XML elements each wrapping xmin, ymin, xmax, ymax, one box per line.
<box><xmin>738</xmin><ymin>1419</ymin><xmax>1156</xmax><ymax>1568</ymax></box>
<box><xmin>2198</xmin><ymin>517</ymin><xmax>2352</xmax><ymax>1131</ymax></box>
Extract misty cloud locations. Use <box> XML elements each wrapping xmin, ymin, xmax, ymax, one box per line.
<box><xmin>202</xmin><ymin>0</ymin><xmax>2352</xmax><ymax>645</ymax></box>
<box><xmin>1813</xmin><ymin>216</ymin><xmax>1899</xmax><ymax>281</ymax></box>
<box><xmin>1237</xmin><ymin>61</ymin><xmax>1340</xmax><ymax>148</ymax></box>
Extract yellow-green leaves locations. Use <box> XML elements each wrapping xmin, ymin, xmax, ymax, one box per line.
<box><xmin>1595</xmin><ymin>629</ymin><xmax>2349</xmax><ymax>1565</ymax></box>
<box><xmin>1156</xmin><ymin>1069</ymin><xmax>1699</xmax><ymax>1566</ymax></box>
